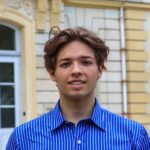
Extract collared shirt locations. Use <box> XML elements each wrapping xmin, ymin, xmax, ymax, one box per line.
<box><xmin>6</xmin><ymin>100</ymin><xmax>150</xmax><ymax>150</ymax></box>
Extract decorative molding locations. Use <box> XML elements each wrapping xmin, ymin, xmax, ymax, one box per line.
<box><xmin>49</xmin><ymin>26</ymin><xmax>61</xmax><ymax>38</ymax></box>
<box><xmin>0</xmin><ymin>0</ymin><xmax>5</xmax><ymax>11</ymax></box>
<box><xmin>50</xmin><ymin>0</ymin><xmax>61</xmax><ymax>28</ymax></box>
<box><xmin>0</xmin><ymin>0</ymin><xmax>5</xmax><ymax>4</ymax></box>
<box><xmin>37</xmin><ymin>11</ymin><xmax>46</xmax><ymax>31</ymax></box>
<box><xmin>5</xmin><ymin>0</ymin><xmax>34</xmax><ymax>18</ymax></box>
<box><xmin>0</xmin><ymin>0</ymin><xmax>5</xmax><ymax>3</ymax></box>
<box><xmin>37</xmin><ymin>0</ymin><xmax>48</xmax><ymax>31</ymax></box>
<box><xmin>37</xmin><ymin>0</ymin><xmax>48</xmax><ymax>11</ymax></box>
<box><xmin>124</xmin><ymin>2</ymin><xmax>150</xmax><ymax>10</ymax></box>
<box><xmin>64</xmin><ymin>0</ymin><xmax>150</xmax><ymax>10</ymax></box>
<box><xmin>0</xmin><ymin>8</ymin><xmax>37</xmax><ymax>121</ymax></box>
<box><xmin>64</xmin><ymin>0</ymin><xmax>122</xmax><ymax>8</ymax></box>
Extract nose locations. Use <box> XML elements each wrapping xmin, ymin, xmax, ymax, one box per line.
<box><xmin>71</xmin><ymin>63</ymin><xmax>82</xmax><ymax>76</ymax></box>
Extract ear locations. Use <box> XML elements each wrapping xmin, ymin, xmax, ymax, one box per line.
<box><xmin>48</xmin><ymin>69</ymin><xmax>56</xmax><ymax>81</ymax></box>
<box><xmin>98</xmin><ymin>66</ymin><xmax>103</xmax><ymax>79</ymax></box>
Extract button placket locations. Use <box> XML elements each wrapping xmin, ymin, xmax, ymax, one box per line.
<box><xmin>77</xmin><ymin>139</ymin><xmax>81</xmax><ymax>144</ymax></box>
<box><xmin>75</xmin><ymin>121</ymin><xmax>87</xmax><ymax>148</ymax></box>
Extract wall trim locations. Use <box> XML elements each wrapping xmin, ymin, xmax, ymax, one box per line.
<box><xmin>0</xmin><ymin>7</ymin><xmax>37</xmax><ymax>122</ymax></box>
<box><xmin>37</xmin><ymin>0</ymin><xmax>48</xmax><ymax>31</ymax></box>
<box><xmin>64</xmin><ymin>0</ymin><xmax>150</xmax><ymax>10</ymax></box>
<box><xmin>50</xmin><ymin>0</ymin><xmax>62</xmax><ymax>28</ymax></box>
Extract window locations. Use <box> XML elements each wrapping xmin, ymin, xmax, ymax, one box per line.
<box><xmin>0</xmin><ymin>10</ymin><xmax>36</xmax><ymax>149</ymax></box>
<box><xmin>0</xmin><ymin>24</ymin><xmax>15</xmax><ymax>50</ymax></box>
<box><xmin>0</xmin><ymin>63</ymin><xmax>15</xmax><ymax>128</ymax></box>
<box><xmin>0</xmin><ymin>22</ymin><xmax>21</xmax><ymax>147</ymax></box>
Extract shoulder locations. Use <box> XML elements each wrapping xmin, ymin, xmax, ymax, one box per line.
<box><xmin>16</xmin><ymin>110</ymin><xmax>54</xmax><ymax>133</ymax></box>
<box><xmin>6</xmin><ymin>110</ymin><xmax>55</xmax><ymax>149</ymax></box>
<box><xmin>10</xmin><ymin>110</ymin><xmax>54</xmax><ymax>140</ymax></box>
<box><xmin>102</xmin><ymin>108</ymin><xmax>142</xmax><ymax>129</ymax></box>
<box><xmin>94</xmin><ymin>101</ymin><xmax>145</xmax><ymax>133</ymax></box>
<box><xmin>6</xmin><ymin>111</ymin><xmax>53</xmax><ymax>150</ymax></box>
<box><xmin>102</xmin><ymin>108</ymin><xmax>150</xmax><ymax>147</ymax></box>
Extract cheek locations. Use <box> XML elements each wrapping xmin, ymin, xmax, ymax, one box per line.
<box><xmin>55</xmin><ymin>72</ymin><xmax>68</xmax><ymax>82</ymax></box>
<box><xmin>92</xmin><ymin>71</ymin><xmax>101</xmax><ymax>81</ymax></box>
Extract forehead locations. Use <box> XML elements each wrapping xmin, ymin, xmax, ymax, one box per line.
<box><xmin>57</xmin><ymin>41</ymin><xmax>95</xmax><ymax>61</ymax></box>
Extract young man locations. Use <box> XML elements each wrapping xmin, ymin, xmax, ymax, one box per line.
<box><xmin>7</xmin><ymin>27</ymin><xmax>150</xmax><ymax>149</ymax></box>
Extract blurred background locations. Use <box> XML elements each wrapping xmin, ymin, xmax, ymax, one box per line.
<box><xmin>0</xmin><ymin>0</ymin><xmax>150</xmax><ymax>148</ymax></box>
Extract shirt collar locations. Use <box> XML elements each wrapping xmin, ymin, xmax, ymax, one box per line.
<box><xmin>90</xmin><ymin>100</ymin><xmax>106</xmax><ymax>131</ymax></box>
<box><xmin>49</xmin><ymin>101</ymin><xmax>65</xmax><ymax>131</ymax></box>
<box><xmin>49</xmin><ymin>100</ymin><xmax>106</xmax><ymax>131</ymax></box>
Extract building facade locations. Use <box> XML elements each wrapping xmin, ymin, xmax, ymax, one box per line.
<box><xmin>0</xmin><ymin>0</ymin><xmax>150</xmax><ymax>149</ymax></box>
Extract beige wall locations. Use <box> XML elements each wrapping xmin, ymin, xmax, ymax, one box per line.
<box><xmin>1</xmin><ymin>0</ymin><xmax>150</xmax><ymax>133</ymax></box>
<box><xmin>125</xmin><ymin>9</ymin><xmax>150</xmax><ymax>132</ymax></box>
<box><xmin>35</xmin><ymin>0</ymin><xmax>150</xmax><ymax>133</ymax></box>
<box><xmin>0</xmin><ymin>0</ymin><xmax>37</xmax><ymax>121</ymax></box>
<box><xmin>62</xmin><ymin>6</ymin><xmax>122</xmax><ymax>113</ymax></box>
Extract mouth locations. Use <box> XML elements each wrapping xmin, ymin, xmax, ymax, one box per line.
<box><xmin>68</xmin><ymin>80</ymin><xmax>85</xmax><ymax>90</ymax></box>
<box><xmin>68</xmin><ymin>80</ymin><xmax>86</xmax><ymax>85</ymax></box>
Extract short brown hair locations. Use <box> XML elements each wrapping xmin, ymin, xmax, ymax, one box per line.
<box><xmin>44</xmin><ymin>27</ymin><xmax>109</xmax><ymax>72</ymax></box>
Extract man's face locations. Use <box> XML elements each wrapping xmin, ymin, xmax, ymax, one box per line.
<box><xmin>49</xmin><ymin>41</ymin><xmax>103</xmax><ymax>100</ymax></box>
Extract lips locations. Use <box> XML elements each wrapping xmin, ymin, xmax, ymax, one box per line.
<box><xmin>68</xmin><ymin>80</ymin><xmax>85</xmax><ymax>90</ymax></box>
<box><xmin>68</xmin><ymin>80</ymin><xmax>85</xmax><ymax>85</ymax></box>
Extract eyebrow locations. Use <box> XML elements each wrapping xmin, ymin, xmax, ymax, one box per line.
<box><xmin>58</xmin><ymin>56</ymin><xmax>94</xmax><ymax>62</ymax></box>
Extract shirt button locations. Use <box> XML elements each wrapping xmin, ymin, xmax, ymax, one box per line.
<box><xmin>77</xmin><ymin>140</ymin><xmax>81</xmax><ymax>144</ymax></box>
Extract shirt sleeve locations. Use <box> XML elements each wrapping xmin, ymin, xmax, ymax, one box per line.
<box><xmin>6</xmin><ymin>130</ymin><xmax>19</xmax><ymax>150</ymax></box>
<box><xmin>137</xmin><ymin>126</ymin><xmax>150</xmax><ymax>150</ymax></box>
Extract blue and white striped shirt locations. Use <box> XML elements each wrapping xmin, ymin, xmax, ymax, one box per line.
<box><xmin>6</xmin><ymin>100</ymin><xmax>150</xmax><ymax>150</ymax></box>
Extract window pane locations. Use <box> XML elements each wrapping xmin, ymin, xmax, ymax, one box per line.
<box><xmin>0</xmin><ymin>86</ymin><xmax>14</xmax><ymax>105</ymax></box>
<box><xmin>1</xmin><ymin>108</ymin><xmax>15</xmax><ymax>128</ymax></box>
<box><xmin>0</xmin><ymin>24</ymin><xmax>15</xmax><ymax>50</ymax></box>
<box><xmin>0</xmin><ymin>63</ymin><xmax>14</xmax><ymax>82</ymax></box>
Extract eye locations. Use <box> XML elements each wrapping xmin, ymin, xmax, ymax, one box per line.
<box><xmin>82</xmin><ymin>60</ymin><xmax>92</xmax><ymax>66</ymax></box>
<box><xmin>60</xmin><ymin>62</ymin><xmax>70</xmax><ymax>68</ymax></box>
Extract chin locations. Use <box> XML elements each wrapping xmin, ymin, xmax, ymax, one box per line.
<box><xmin>67</xmin><ymin>93</ymin><xmax>88</xmax><ymax>100</ymax></box>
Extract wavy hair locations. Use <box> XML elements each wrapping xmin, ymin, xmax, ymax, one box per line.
<box><xmin>44</xmin><ymin>27</ymin><xmax>109</xmax><ymax>72</ymax></box>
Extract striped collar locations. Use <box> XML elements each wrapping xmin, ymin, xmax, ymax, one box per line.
<box><xmin>49</xmin><ymin>99</ymin><xmax>106</xmax><ymax>131</ymax></box>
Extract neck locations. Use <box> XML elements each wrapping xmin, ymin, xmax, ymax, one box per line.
<box><xmin>59</xmin><ymin>96</ymin><xmax>95</xmax><ymax>124</ymax></box>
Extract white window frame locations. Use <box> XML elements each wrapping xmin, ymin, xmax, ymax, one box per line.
<box><xmin>0</xmin><ymin>22</ymin><xmax>20</xmax><ymax>56</ymax></box>
<box><xmin>0</xmin><ymin>22</ymin><xmax>21</xmax><ymax>128</ymax></box>
<box><xmin>0</xmin><ymin>57</ymin><xmax>21</xmax><ymax>128</ymax></box>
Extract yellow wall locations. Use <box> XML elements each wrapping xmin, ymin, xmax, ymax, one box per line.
<box><xmin>0</xmin><ymin>6</ymin><xmax>37</xmax><ymax>121</ymax></box>
<box><xmin>1</xmin><ymin>0</ymin><xmax>150</xmax><ymax>132</ymax></box>
<box><xmin>36</xmin><ymin>0</ymin><xmax>150</xmax><ymax>132</ymax></box>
